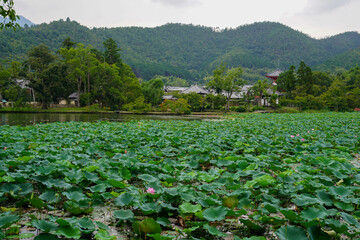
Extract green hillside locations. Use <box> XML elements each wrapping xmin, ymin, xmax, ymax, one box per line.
<box><xmin>0</xmin><ymin>20</ymin><xmax>360</xmax><ymax>82</ymax></box>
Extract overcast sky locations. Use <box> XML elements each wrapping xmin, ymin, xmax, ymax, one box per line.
<box><xmin>14</xmin><ymin>0</ymin><xmax>360</xmax><ymax>39</ymax></box>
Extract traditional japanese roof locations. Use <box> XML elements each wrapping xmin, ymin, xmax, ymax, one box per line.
<box><xmin>68</xmin><ymin>92</ymin><xmax>79</xmax><ymax>99</ymax></box>
<box><xmin>164</xmin><ymin>86</ymin><xmax>188</xmax><ymax>92</ymax></box>
<box><xmin>266</xmin><ymin>70</ymin><xmax>282</xmax><ymax>80</ymax></box>
<box><xmin>181</xmin><ymin>85</ymin><xmax>210</xmax><ymax>95</ymax></box>
<box><xmin>163</xmin><ymin>95</ymin><xmax>177</xmax><ymax>100</ymax></box>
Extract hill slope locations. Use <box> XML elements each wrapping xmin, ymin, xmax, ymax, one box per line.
<box><xmin>0</xmin><ymin>20</ymin><xmax>360</xmax><ymax>82</ymax></box>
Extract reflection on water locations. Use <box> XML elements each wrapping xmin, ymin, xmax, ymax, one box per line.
<box><xmin>0</xmin><ymin>113</ymin><xmax>202</xmax><ymax>126</ymax></box>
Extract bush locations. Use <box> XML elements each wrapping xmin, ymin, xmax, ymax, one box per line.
<box><xmin>160</xmin><ymin>98</ymin><xmax>191</xmax><ymax>114</ymax></box>
<box><xmin>250</xmin><ymin>106</ymin><xmax>265</xmax><ymax>112</ymax></box>
<box><xmin>235</xmin><ymin>106</ymin><xmax>247</xmax><ymax>112</ymax></box>
<box><xmin>274</xmin><ymin>107</ymin><xmax>300</xmax><ymax>113</ymax></box>
<box><xmin>122</xmin><ymin>97</ymin><xmax>152</xmax><ymax>113</ymax></box>
<box><xmin>80</xmin><ymin>93</ymin><xmax>91</xmax><ymax>107</ymax></box>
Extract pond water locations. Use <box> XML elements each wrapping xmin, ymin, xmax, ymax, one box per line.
<box><xmin>0</xmin><ymin>113</ymin><xmax>203</xmax><ymax>126</ymax></box>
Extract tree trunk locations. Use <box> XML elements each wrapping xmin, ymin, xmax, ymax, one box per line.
<box><xmin>87</xmin><ymin>72</ymin><xmax>90</xmax><ymax>106</ymax></box>
<box><xmin>0</xmin><ymin>89</ymin><xmax>3</xmax><ymax>108</ymax></box>
<box><xmin>77</xmin><ymin>78</ymin><xmax>81</xmax><ymax>108</ymax></box>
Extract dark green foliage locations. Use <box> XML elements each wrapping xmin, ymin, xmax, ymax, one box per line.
<box><xmin>103</xmin><ymin>37</ymin><xmax>121</xmax><ymax>66</ymax></box>
<box><xmin>141</xmin><ymin>78</ymin><xmax>164</xmax><ymax>106</ymax></box>
<box><xmin>1</xmin><ymin>21</ymin><xmax>360</xmax><ymax>81</ymax></box>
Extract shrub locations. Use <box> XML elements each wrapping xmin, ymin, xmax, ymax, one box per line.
<box><xmin>160</xmin><ymin>98</ymin><xmax>191</xmax><ymax>114</ymax></box>
<box><xmin>123</xmin><ymin>97</ymin><xmax>152</xmax><ymax>113</ymax></box>
<box><xmin>250</xmin><ymin>106</ymin><xmax>265</xmax><ymax>112</ymax></box>
<box><xmin>235</xmin><ymin>106</ymin><xmax>247</xmax><ymax>112</ymax></box>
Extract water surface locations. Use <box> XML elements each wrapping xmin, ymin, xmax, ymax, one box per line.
<box><xmin>0</xmin><ymin>113</ymin><xmax>203</xmax><ymax>126</ymax></box>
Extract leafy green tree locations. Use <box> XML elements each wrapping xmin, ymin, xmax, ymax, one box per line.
<box><xmin>251</xmin><ymin>79</ymin><xmax>271</xmax><ymax>106</ymax></box>
<box><xmin>204</xmin><ymin>94</ymin><xmax>226</xmax><ymax>110</ymax></box>
<box><xmin>27</xmin><ymin>44</ymin><xmax>55</xmax><ymax>109</ymax></box>
<box><xmin>297</xmin><ymin>61</ymin><xmax>313</xmax><ymax>95</ymax></box>
<box><xmin>103</xmin><ymin>38</ymin><xmax>121</xmax><ymax>66</ymax></box>
<box><xmin>62</xmin><ymin>37</ymin><xmax>77</xmax><ymax>49</ymax></box>
<box><xmin>160</xmin><ymin>98</ymin><xmax>191</xmax><ymax>114</ymax></box>
<box><xmin>60</xmin><ymin>44</ymin><xmax>98</xmax><ymax>107</ymax></box>
<box><xmin>208</xmin><ymin>64</ymin><xmax>246</xmax><ymax>112</ymax></box>
<box><xmin>0</xmin><ymin>69</ymin><xmax>10</xmax><ymax>103</ymax></box>
<box><xmin>91</xmin><ymin>63</ymin><xmax>125</xmax><ymax>109</ymax></box>
<box><xmin>141</xmin><ymin>78</ymin><xmax>164</xmax><ymax>106</ymax></box>
<box><xmin>182</xmin><ymin>92</ymin><xmax>204</xmax><ymax>112</ymax></box>
<box><xmin>0</xmin><ymin>0</ymin><xmax>19</xmax><ymax>29</ymax></box>
<box><xmin>277</xmin><ymin>65</ymin><xmax>296</xmax><ymax>98</ymax></box>
<box><xmin>120</xmin><ymin>63</ymin><xmax>142</xmax><ymax>105</ymax></box>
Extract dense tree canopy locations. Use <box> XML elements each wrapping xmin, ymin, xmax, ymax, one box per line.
<box><xmin>0</xmin><ymin>20</ymin><xmax>360</xmax><ymax>82</ymax></box>
<box><xmin>208</xmin><ymin>64</ymin><xmax>246</xmax><ymax>112</ymax></box>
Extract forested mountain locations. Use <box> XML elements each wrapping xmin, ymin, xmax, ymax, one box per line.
<box><xmin>0</xmin><ymin>19</ymin><xmax>360</xmax><ymax>82</ymax></box>
<box><xmin>0</xmin><ymin>15</ymin><xmax>35</xmax><ymax>28</ymax></box>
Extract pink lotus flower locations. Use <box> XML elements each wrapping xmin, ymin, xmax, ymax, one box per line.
<box><xmin>82</xmin><ymin>128</ymin><xmax>85</xmax><ymax>130</ymax></box>
<box><xmin>307</xmin><ymin>131</ymin><xmax>310</xmax><ymax>133</ymax></box>
<box><xmin>296</xmin><ymin>134</ymin><xmax>299</xmax><ymax>137</ymax></box>
<box><xmin>4</xmin><ymin>147</ymin><xmax>7</xmax><ymax>150</ymax></box>
<box><xmin>301</xmin><ymin>138</ymin><xmax>305</xmax><ymax>141</ymax></box>
<box><xmin>125</xmin><ymin>150</ymin><xmax>127</xmax><ymax>154</ymax></box>
<box><xmin>312</xmin><ymin>129</ymin><xmax>314</xmax><ymax>131</ymax></box>
<box><xmin>146</xmin><ymin>187</ymin><xmax>155</xmax><ymax>195</ymax></box>
<box><xmin>291</xmin><ymin>135</ymin><xmax>295</xmax><ymax>138</ymax></box>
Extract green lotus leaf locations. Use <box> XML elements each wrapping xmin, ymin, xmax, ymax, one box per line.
<box><xmin>179</xmin><ymin>202</ymin><xmax>202</xmax><ymax>214</ymax></box>
<box><xmin>203</xmin><ymin>224</ymin><xmax>227</xmax><ymax>237</ymax></box>
<box><xmin>55</xmin><ymin>226</ymin><xmax>81</xmax><ymax>239</ymax></box>
<box><xmin>95</xmin><ymin>221</ymin><xmax>110</xmax><ymax>231</ymax></box>
<box><xmin>63</xmin><ymin>191</ymin><xmax>87</xmax><ymax>201</ymax></box>
<box><xmin>32</xmin><ymin>220</ymin><xmax>58</xmax><ymax>233</ymax></box>
<box><xmin>325</xmin><ymin>219</ymin><xmax>348</xmax><ymax>233</ymax></box>
<box><xmin>108</xmin><ymin>179</ymin><xmax>126</xmax><ymax>188</ymax></box>
<box><xmin>301</xmin><ymin>207</ymin><xmax>328</xmax><ymax>221</ymax></box>
<box><xmin>0</xmin><ymin>214</ymin><xmax>19</xmax><ymax>228</ymax></box>
<box><xmin>316</xmin><ymin>190</ymin><xmax>333</xmax><ymax>206</ymax></box>
<box><xmin>138</xmin><ymin>174</ymin><xmax>158</xmax><ymax>182</ymax></box>
<box><xmin>328</xmin><ymin>186</ymin><xmax>353</xmax><ymax>197</ymax></box>
<box><xmin>280</xmin><ymin>209</ymin><xmax>301</xmax><ymax>222</ymax></box>
<box><xmin>340</xmin><ymin>212</ymin><xmax>360</xmax><ymax>228</ymax></box>
<box><xmin>56</xmin><ymin>218</ymin><xmax>71</xmax><ymax>227</ymax></box>
<box><xmin>115</xmin><ymin>192</ymin><xmax>134</xmax><ymax>207</ymax></box>
<box><xmin>39</xmin><ymin>191</ymin><xmax>58</xmax><ymax>203</ymax></box>
<box><xmin>156</xmin><ymin>217</ymin><xmax>170</xmax><ymax>227</ymax></box>
<box><xmin>308</xmin><ymin>226</ymin><xmax>331</xmax><ymax>240</ymax></box>
<box><xmin>113</xmin><ymin>210</ymin><xmax>134</xmax><ymax>220</ymax></box>
<box><xmin>34</xmin><ymin>233</ymin><xmax>59</xmax><ymax>240</ymax></box>
<box><xmin>292</xmin><ymin>194</ymin><xmax>321</xmax><ymax>207</ymax></box>
<box><xmin>203</xmin><ymin>206</ymin><xmax>228</xmax><ymax>221</ymax></box>
<box><xmin>275</xmin><ymin>225</ymin><xmax>308</xmax><ymax>240</ymax></box>
<box><xmin>7</xmin><ymin>233</ymin><xmax>35</xmax><ymax>239</ymax></box>
<box><xmin>88</xmin><ymin>183</ymin><xmax>108</xmax><ymax>193</ymax></box>
<box><xmin>29</xmin><ymin>198</ymin><xmax>45</xmax><ymax>209</ymax></box>
<box><xmin>94</xmin><ymin>229</ymin><xmax>116</xmax><ymax>240</ymax></box>
<box><xmin>334</xmin><ymin>201</ymin><xmax>354</xmax><ymax>212</ymax></box>
<box><xmin>17</xmin><ymin>183</ymin><xmax>34</xmax><ymax>195</ymax></box>
<box><xmin>77</xmin><ymin>217</ymin><xmax>95</xmax><ymax>234</ymax></box>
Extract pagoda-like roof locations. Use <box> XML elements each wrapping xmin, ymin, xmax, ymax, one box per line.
<box><xmin>181</xmin><ymin>85</ymin><xmax>210</xmax><ymax>95</ymax></box>
<box><xmin>266</xmin><ymin>70</ymin><xmax>282</xmax><ymax>80</ymax></box>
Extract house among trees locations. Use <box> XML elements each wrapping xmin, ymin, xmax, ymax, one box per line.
<box><xmin>163</xmin><ymin>85</ymin><xmax>209</xmax><ymax>100</ymax></box>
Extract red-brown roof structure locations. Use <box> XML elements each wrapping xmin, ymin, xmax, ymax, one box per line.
<box><xmin>266</xmin><ymin>70</ymin><xmax>282</xmax><ymax>81</ymax></box>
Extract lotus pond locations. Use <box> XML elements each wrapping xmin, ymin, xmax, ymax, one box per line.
<box><xmin>0</xmin><ymin>112</ymin><xmax>359</xmax><ymax>239</ymax></box>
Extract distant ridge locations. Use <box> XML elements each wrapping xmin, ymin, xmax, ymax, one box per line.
<box><xmin>0</xmin><ymin>19</ymin><xmax>360</xmax><ymax>82</ymax></box>
<box><xmin>0</xmin><ymin>15</ymin><xmax>36</xmax><ymax>27</ymax></box>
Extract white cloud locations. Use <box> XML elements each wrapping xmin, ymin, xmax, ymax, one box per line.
<box><xmin>150</xmin><ymin>0</ymin><xmax>201</xmax><ymax>7</ymax></box>
<box><xmin>302</xmin><ymin>0</ymin><xmax>353</xmax><ymax>15</ymax></box>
